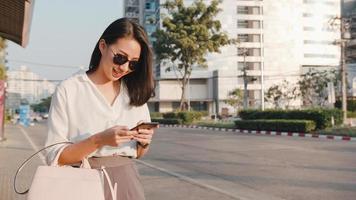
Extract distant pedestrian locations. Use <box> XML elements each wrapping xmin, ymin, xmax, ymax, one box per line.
<box><xmin>45</xmin><ymin>18</ymin><xmax>156</xmax><ymax>200</ymax></box>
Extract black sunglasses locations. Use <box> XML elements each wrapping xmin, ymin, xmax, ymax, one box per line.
<box><xmin>110</xmin><ymin>49</ymin><xmax>139</xmax><ymax>71</ymax></box>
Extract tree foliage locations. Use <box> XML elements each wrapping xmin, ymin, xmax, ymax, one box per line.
<box><xmin>225</xmin><ymin>88</ymin><xmax>243</xmax><ymax>113</ymax></box>
<box><xmin>265</xmin><ymin>80</ymin><xmax>300</xmax><ymax>109</ymax></box>
<box><xmin>298</xmin><ymin>69</ymin><xmax>337</xmax><ymax>107</ymax></box>
<box><xmin>153</xmin><ymin>0</ymin><xmax>235</xmax><ymax>110</ymax></box>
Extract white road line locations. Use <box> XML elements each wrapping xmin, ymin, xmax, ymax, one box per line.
<box><xmin>19</xmin><ymin>126</ymin><xmax>46</xmax><ymax>164</ymax></box>
<box><xmin>135</xmin><ymin>159</ymin><xmax>244</xmax><ymax>200</ymax></box>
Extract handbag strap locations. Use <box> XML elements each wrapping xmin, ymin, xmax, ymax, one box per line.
<box><xmin>13</xmin><ymin>141</ymin><xmax>73</xmax><ymax>194</ymax></box>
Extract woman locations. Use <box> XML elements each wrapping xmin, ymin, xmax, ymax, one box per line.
<box><xmin>45</xmin><ymin>18</ymin><xmax>155</xmax><ymax>200</ymax></box>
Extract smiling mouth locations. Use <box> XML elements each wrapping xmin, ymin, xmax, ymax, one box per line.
<box><xmin>112</xmin><ymin>67</ymin><xmax>129</xmax><ymax>78</ymax></box>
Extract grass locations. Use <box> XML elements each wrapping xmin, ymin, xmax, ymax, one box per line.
<box><xmin>195</xmin><ymin>120</ymin><xmax>235</xmax><ymax>129</ymax></box>
<box><xmin>316</xmin><ymin>127</ymin><xmax>356</xmax><ymax>137</ymax></box>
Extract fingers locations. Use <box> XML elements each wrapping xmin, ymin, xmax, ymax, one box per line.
<box><xmin>116</xmin><ymin>130</ymin><xmax>138</xmax><ymax>136</ymax></box>
<box><xmin>137</xmin><ymin>129</ymin><xmax>154</xmax><ymax>135</ymax></box>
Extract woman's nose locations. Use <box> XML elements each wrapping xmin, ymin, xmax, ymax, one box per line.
<box><xmin>119</xmin><ymin>61</ymin><xmax>129</xmax><ymax>72</ymax></box>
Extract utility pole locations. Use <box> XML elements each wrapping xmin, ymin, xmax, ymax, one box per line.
<box><xmin>330</xmin><ymin>16</ymin><xmax>351</xmax><ymax>124</ymax></box>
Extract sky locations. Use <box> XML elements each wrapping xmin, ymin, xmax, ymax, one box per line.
<box><xmin>7</xmin><ymin>0</ymin><xmax>124</xmax><ymax>81</ymax></box>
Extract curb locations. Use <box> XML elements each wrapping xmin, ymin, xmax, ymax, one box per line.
<box><xmin>160</xmin><ymin>124</ymin><xmax>356</xmax><ymax>142</ymax></box>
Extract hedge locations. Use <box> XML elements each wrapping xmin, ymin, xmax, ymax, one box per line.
<box><xmin>150</xmin><ymin>112</ymin><xmax>163</xmax><ymax>118</ymax></box>
<box><xmin>162</xmin><ymin>111</ymin><xmax>206</xmax><ymax>124</ymax></box>
<box><xmin>152</xmin><ymin>118</ymin><xmax>182</xmax><ymax>124</ymax></box>
<box><xmin>234</xmin><ymin>119</ymin><xmax>316</xmax><ymax>133</ymax></box>
<box><xmin>238</xmin><ymin>109</ymin><xmax>343</xmax><ymax>130</ymax></box>
<box><xmin>335</xmin><ymin>99</ymin><xmax>356</xmax><ymax>112</ymax></box>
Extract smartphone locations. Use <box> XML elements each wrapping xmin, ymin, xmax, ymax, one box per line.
<box><xmin>130</xmin><ymin>122</ymin><xmax>159</xmax><ymax>131</ymax></box>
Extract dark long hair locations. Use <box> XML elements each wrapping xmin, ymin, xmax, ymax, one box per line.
<box><xmin>87</xmin><ymin>18</ymin><xmax>154</xmax><ymax>107</ymax></box>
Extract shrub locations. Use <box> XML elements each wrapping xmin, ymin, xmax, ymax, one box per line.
<box><xmin>335</xmin><ymin>99</ymin><xmax>356</xmax><ymax>112</ymax></box>
<box><xmin>163</xmin><ymin>112</ymin><xmax>178</xmax><ymax>119</ymax></box>
<box><xmin>150</xmin><ymin>112</ymin><xmax>163</xmax><ymax>118</ymax></box>
<box><xmin>234</xmin><ymin>119</ymin><xmax>316</xmax><ymax>132</ymax></box>
<box><xmin>238</xmin><ymin>109</ymin><xmax>343</xmax><ymax>130</ymax></box>
<box><xmin>152</xmin><ymin>118</ymin><xmax>182</xmax><ymax>124</ymax></box>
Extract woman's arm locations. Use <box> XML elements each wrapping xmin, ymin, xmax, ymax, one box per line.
<box><xmin>58</xmin><ymin>126</ymin><xmax>136</xmax><ymax>166</ymax></box>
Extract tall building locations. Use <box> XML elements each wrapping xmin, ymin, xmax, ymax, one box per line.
<box><xmin>344</xmin><ymin>0</ymin><xmax>356</xmax><ymax>96</ymax></box>
<box><xmin>143</xmin><ymin>0</ymin><xmax>342</xmax><ymax>115</ymax></box>
<box><xmin>124</xmin><ymin>0</ymin><xmax>145</xmax><ymax>23</ymax></box>
<box><xmin>6</xmin><ymin>66</ymin><xmax>56</xmax><ymax>105</ymax></box>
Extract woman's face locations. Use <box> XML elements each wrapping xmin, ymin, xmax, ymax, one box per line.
<box><xmin>99</xmin><ymin>37</ymin><xmax>141</xmax><ymax>81</ymax></box>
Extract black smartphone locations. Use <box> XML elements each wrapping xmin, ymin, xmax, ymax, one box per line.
<box><xmin>130</xmin><ymin>122</ymin><xmax>159</xmax><ymax>131</ymax></box>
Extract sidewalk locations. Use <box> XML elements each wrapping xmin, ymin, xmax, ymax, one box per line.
<box><xmin>0</xmin><ymin>124</ymin><xmax>43</xmax><ymax>200</ymax></box>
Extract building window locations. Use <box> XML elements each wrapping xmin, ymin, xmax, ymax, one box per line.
<box><xmin>304</xmin><ymin>40</ymin><xmax>334</xmax><ymax>45</ymax></box>
<box><xmin>237</xmin><ymin>6</ymin><xmax>261</xmax><ymax>15</ymax></box>
<box><xmin>237</xmin><ymin>20</ymin><xmax>261</xmax><ymax>29</ymax></box>
<box><xmin>304</xmin><ymin>54</ymin><xmax>337</xmax><ymax>58</ymax></box>
<box><xmin>238</xmin><ymin>62</ymin><xmax>261</xmax><ymax>70</ymax></box>
<box><xmin>238</xmin><ymin>48</ymin><xmax>261</xmax><ymax>57</ymax></box>
<box><xmin>238</xmin><ymin>34</ymin><xmax>261</xmax><ymax>42</ymax></box>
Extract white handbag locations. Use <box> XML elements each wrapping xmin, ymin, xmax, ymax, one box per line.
<box><xmin>14</xmin><ymin>142</ymin><xmax>117</xmax><ymax>200</ymax></box>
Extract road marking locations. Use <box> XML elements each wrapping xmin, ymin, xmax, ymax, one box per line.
<box><xmin>135</xmin><ymin>159</ymin><xmax>244</xmax><ymax>200</ymax></box>
<box><xmin>19</xmin><ymin>126</ymin><xmax>46</xmax><ymax>164</ymax></box>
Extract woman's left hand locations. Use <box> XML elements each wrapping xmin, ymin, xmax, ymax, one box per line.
<box><xmin>134</xmin><ymin>129</ymin><xmax>154</xmax><ymax>146</ymax></box>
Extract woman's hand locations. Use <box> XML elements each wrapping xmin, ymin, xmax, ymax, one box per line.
<box><xmin>134</xmin><ymin>128</ymin><xmax>155</xmax><ymax>147</ymax></box>
<box><xmin>96</xmin><ymin>125</ymin><xmax>137</xmax><ymax>147</ymax></box>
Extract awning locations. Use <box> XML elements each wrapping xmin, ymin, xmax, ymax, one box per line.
<box><xmin>0</xmin><ymin>0</ymin><xmax>35</xmax><ymax>47</ymax></box>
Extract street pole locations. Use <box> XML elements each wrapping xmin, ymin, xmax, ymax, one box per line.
<box><xmin>330</xmin><ymin>16</ymin><xmax>350</xmax><ymax>125</ymax></box>
<box><xmin>340</xmin><ymin>39</ymin><xmax>347</xmax><ymax>124</ymax></box>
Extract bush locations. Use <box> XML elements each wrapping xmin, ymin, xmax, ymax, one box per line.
<box><xmin>234</xmin><ymin>119</ymin><xmax>316</xmax><ymax>133</ymax></box>
<box><xmin>335</xmin><ymin>99</ymin><xmax>356</xmax><ymax>112</ymax></box>
<box><xmin>163</xmin><ymin>112</ymin><xmax>178</xmax><ymax>119</ymax></box>
<box><xmin>152</xmin><ymin>118</ymin><xmax>182</xmax><ymax>124</ymax></box>
<box><xmin>238</xmin><ymin>109</ymin><xmax>343</xmax><ymax>130</ymax></box>
<box><xmin>177</xmin><ymin>112</ymin><xmax>194</xmax><ymax>124</ymax></box>
<box><xmin>162</xmin><ymin>111</ymin><xmax>206</xmax><ymax>124</ymax></box>
<box><xmin>150</xmin><ymin>112</ymin><xmax>163</xmax><ymax>118</ymax></box>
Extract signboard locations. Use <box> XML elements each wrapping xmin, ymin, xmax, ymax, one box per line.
<box><xmin>19</xmin><ymin>104</ymin><xmax>30</xmax><ymax>127</ymax></box>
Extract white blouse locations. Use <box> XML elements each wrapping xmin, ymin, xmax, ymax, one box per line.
<box><xmin>45</xmin><ymin>73</ymin><xmax>151</xmax><ymax>166</ymax></box>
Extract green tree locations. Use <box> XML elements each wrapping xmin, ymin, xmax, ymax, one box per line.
<box><xmin>153</xmin><ymin>0</ymin><xmax>235</xmax><ymax>110</ymax></box>
<box><xmin>31</xmin><ymin>96</ymin><xmax>52</xmax><ymax>113</ymax></box>
<box><xmin>225</xmin><ymin>88</ymin><xmax>243</xmax><ymax>114</ymax></box>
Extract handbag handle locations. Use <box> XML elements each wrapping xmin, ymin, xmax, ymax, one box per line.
<box><xmin>13</xmin><ymin>141</ymin><xmax>73</xmax><ymax>195</ymax></box>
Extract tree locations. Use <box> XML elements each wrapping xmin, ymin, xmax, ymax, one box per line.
<box><xmin>31</xmin><ymin>96</ymin><xmax>52</xmax><ymax>113</ymax></box>
<box><xmin>153</xmin><ymin>0</ymin><xmax>235</xmax><ymax>110</ymax></box>
<box><xmin>224</xmin><ymin>88</ymin><xmax>243</xmax><ymax>114</ymax></box>
<box><xmin>265</xmin><ymin>80</ymin><xmax>300</xmax><ymax>109</ymax></box>
<box><xmin>298</xmin><ymin>69</ymin><xmax>337</xmax><ymax>107</ymax></box>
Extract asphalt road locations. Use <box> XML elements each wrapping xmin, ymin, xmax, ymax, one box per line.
<box><xmin>1</xmin><ymin>122</ymin><xmax>355</xmax><ymax>200</ymax></box>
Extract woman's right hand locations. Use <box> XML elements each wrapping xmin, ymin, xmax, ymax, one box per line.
<box><xmin>96</xmin><ymin>126</ymin><xmax>137</xmax><ymax>147</ymax></box>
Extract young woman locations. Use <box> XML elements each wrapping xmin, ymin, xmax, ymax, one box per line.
<box><xmin>45</xmin><ymin>18</ymin><xmax>156</xmax><ymax>200</ymax></box>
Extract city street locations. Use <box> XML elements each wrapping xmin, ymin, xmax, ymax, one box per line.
<box><xmin>1</xmin><ymin>122</ymin><xmax>355</xmax><ymax>200</ymax></box>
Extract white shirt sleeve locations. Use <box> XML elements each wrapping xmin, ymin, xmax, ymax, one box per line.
<box><xmin>44</xmin><ymin>85</ymin><xmax>70</xmax><ymax>166</ymax></box>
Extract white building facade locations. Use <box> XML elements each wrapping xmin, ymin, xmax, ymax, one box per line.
<box><xmin>6</xmin><ymin>66</ymin><xmax>56</xmax><ymax>105</ymax></box>
<box><xmin>132</xmin><ymin>0</ymin><xmax>342</xmax><ymax>115</ymax></box>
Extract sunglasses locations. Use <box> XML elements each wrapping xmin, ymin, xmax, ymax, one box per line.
<box><xmin>110</xmin><ymin>48</ymin><xmax>139</xmax><ymax>71</ymax></box>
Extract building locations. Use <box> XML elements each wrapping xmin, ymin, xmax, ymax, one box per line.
<box><xmin>6</xmin><ymin>66</ymin><xmax>56</xmax><ymax>105</ymax></box>
<box><xmin>124</xmin><ymin>0</ymin><xmax>145</xmax><ymax>23</ymax></box>
<box><xmin>139</xmin><ymin>0</ymin><xmax>342</xmax><ymax>115</ymax></box>
<box><xmin>344</xmin><ymin>0</ymin><xmax>356</xmax><ymax>96</ymax></box>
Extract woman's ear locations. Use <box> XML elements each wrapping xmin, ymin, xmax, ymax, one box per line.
<box><xmin>98</xmin><ymin>39</ymin><xmax>106</xmax><ymax>54</ymax></box>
